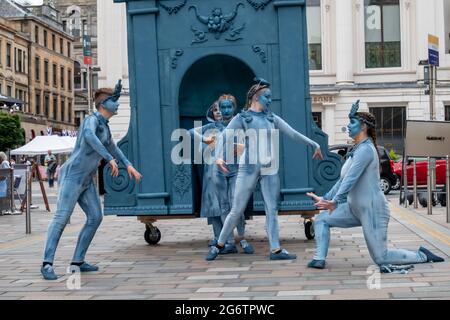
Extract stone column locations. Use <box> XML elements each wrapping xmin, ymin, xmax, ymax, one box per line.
<box><xmin>323</xmin><ymin>103</ymin><xmax>336</xmax><ymax>145</ymax></box>
<box><xmin>335</xmin><ymin>0</ymin><xmax>354</xmax><ymax>85</ymax></box>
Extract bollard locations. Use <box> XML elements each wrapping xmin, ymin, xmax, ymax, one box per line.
<box><xmin>427</xmin><ymin>157</ymin><xmax>433</xmax><ymax>215</ymax></box>
<box><xmin>403</xmin><ymin>156</ymin><xmax>409</xmax><ymax>208</ymax></box>
<box><xmin>413</xmin><ymin>159</ymin><xmax>418</xmax><ymax>209</ymax></box>
<box><xmin>446</xmin><ymin>155</ymin><xmax>450</xmax><ymax>223</ymax></box>
<box><xmin>26</xmin><ymin>165</ymin><xmax>31</xmax><ymax>234</ymax></box>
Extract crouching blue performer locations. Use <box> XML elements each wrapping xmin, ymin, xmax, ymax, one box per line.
<box><xmin>307</xmin><ymin>101</ymin><xmax>444</xmax><ymax>272</ymax></box>
<box><xmin>206</xmin><ymin>78</ymin><xmax>323</xmax><ymax>261</ymax></box>
<box><xmin>40</xmin><ymin>80</ymin><xmax>143</xmax><ymax>280</ymax></box>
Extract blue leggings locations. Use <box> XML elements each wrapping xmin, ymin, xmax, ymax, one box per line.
<box><xmin>313</xmin><ymin>202</ymin><xmax>427</xmax><ymax>265</ymax></box>
<box><xmin>43</xmin><ymin>178</ymin><xmax>103</xmax><ymax>264</ymax></box>
<box><xmin>218</xmin><ymin>165</ymin><xmax>281</xmax><ymax>252</ymax></box>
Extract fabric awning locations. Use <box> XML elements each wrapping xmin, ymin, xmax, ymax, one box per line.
<box><xmin>0</xmin><ymin>94</ymin><xmax>24</xmax><ymax>106</ymax></box>
<box><xmin>10</xmin><ymin>135</ymin><xmax>75</xmax><ymax>156</ymax></box>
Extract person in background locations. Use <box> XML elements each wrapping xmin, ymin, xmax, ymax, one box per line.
<box><xmin>45</xmin><ymin>150</ymin><xmax>57</xmax><ymax>188</ymax></box>
<box><xmin>0</xmin><ymin>152</ymin><xmax>11</xmax><ymax>169</ymax></box>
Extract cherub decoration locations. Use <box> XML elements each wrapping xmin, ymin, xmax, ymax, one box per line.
<box><xmin>189</xmin><ymin>3</ymin><xmax>245</xmax><ymax>42</ymax></box>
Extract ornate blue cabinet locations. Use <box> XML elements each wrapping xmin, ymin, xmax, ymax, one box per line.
<box><xmin>104</xmin><ymin>0</ymin><xmax>341</xmax><ymax>218</ymax></box>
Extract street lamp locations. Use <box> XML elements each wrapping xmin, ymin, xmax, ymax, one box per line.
<box><xmin>86</xmin><ymin>66</ymin><xmax>101</xmax><ymax>115</ymax></box>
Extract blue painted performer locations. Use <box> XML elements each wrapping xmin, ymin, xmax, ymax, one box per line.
<box><xmin>211</xmin><ymin>95</ymin><xmax>254</xmax><ymax>254</ymax></box>
<box><xmin>192</xmin><ymin>97</ymin><xmax>253</xmax><ymax>254</ymax></box>
<box><xmin>306</xmin><ymin>101</ymin><xmax>444</xmax><ymax>271</ymax></box>
<box><xmin>190</xmin><ymin>102</ymin><xmax>225</xmax><ymax>246</ymax></box>
<box><xmin>206</xmin><ymin>78</ymin><xmax>323</xmax><ymax>261</ymax></box>
<box><xmin>40</xmin><ymin>80</ymin><xmax>142</xmax><ymax>280</ymax></box>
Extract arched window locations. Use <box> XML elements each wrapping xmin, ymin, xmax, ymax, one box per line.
<box><xmin>66</xmin><ymin>6</ymin><xmax>82</xmax><ymax>38</ymax></box>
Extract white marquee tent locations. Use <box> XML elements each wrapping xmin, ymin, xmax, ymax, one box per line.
<box><xmin>11</xmin><ymin>135</ymin><xmax>77</xmax><ymax>156</ymax></box>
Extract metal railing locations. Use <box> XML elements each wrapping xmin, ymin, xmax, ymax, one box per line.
<box><xmin>401</xmin><ymin>156</ymin><xmax>450</xmax><ymax>223</ymax></box>
<box><xmin>0</xmin><ymin>166</ymin><xmax>33</xmax><ymax>233</ymax></box>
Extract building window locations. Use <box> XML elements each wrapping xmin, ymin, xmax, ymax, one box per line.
<box><xmin>60</xmin><ymin>66</ymin><xmax>65</xmax><ymax>89</ymax></box>
<box><xmin>62</xmin><ymin>20</ymin><xmax>67</xmax><ymax>32</ymax></box>
<box><xmin>445</xmin><ymin>1</ymin><xmax>450</xmax><ymax>54</ymax></box>
<box><xmin>7</xmin><ymin>85</ymin><xmax>12</xmax><ymax>97</ymax></box>
<box><xmin>35</xmin><ymin>26</ymin><xmax>39</xmax><ymax>44</ymax></box>
<box><xmin>6</xmin><ymin>43</ymin><xmax>12</xmax><ymax>67</ymax></box>
<box><xmin>0</xmin><ymin>39</ymin><xmax>2</xmax><ymax>65</ymax></box>
<box><xmin>68</xmin><ymin>69</ymin><xmax>72</xmax><ymax>91</ymax></box>
<box><xmin>53</xmin><ymin>96</ymin><xmax>58</xmax><ymax>120</ymax></box>
<box><xmin>82</xmin><ymin>71</ymin><xmax>87</xmax><ymax>89</ymax></box>
<box><xmin>60</xmin><ymin>38</ymin><xmax>64</xmax><ymax>55</ymax></box>
<box><xmin>74</xmin><ymin>61</ymin><xmax>82</xmax><ymax>89</ymax></box>
<box><xmin>369</xmin><ymin>106</ymin><xmax>406</xmax><ymax>153</ymax></box>
<box><xmin>312</xmin><ymin>112</ymin><xmax>322</xmax><ymax>129</ymax></box>
<box><xmin>68</xmin><ymin>100</ymin><xmax>72</xmax><ymax>123</ymax></box>
<box><xmin>364</xmin><ymin>0</ymin><xmax>402</xmax><ymax>68</ymax></box>
<box><xmin>82</xmin><ymin>19</ymin><xmax>88</xmax><ymax>36</ymax></box>
<box><xmin>52</xmin><ymin>34</ymin><xmax>56</xmax><ymax>51</ymax></box>
<box><xmin>17</xmin><ymin>49</ymin><xmax>23</xmax><ymax>72</ymax></box>
<box><xmin>53</xmin><ymin>64</ymin><xmax>58</xmax><ymax>87</ymax></box>
<box><xmin>67</xmin><ymin>41</ymin><xmax>71</xmax><ymax>57</ymax></box>
<box><xmin>445</xmin><ymin>105</ymin><xmax>450</xmax><ymax>121</ymax></box>
<box><xmin>44</xmin><ymin>95</ymin><xmax>50</xmax><ymax>117</ymax></box>
<box><xmin>61</xmin><ymin>98</ymin><xmax>65</xmax><ymax>122</ymax></box>
<box><xmin>364</xmin><ymin>0</ymin><xmax>401</xmax><ymax>68</ymax></box>
<box><xmin>35</xmin><ymin>56</ymin><xmax>41</xmax><ymax>81</ymax></box>
<box><xmin>36</xmin><ymin>92</ymin><xmax>41</xmax><ymax>115</ymax></box>
<box><xmin>44</xmin><ymin>30</ymin><xmax>48</xmax><ymax>47</ymax></box>
<box><xmin>44</xmin><ymin>60</ymin><xmax>49</xmax><ymax>84</ymax></box>
<box><xmin>307</xmin><ymin>0</ymin><xmax>322</xmax><ymax>70</ymax></box>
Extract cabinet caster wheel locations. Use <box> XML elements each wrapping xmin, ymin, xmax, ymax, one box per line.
<box><xmin>144</xmin><ymin>225</ymin><xmax>161</xmax><ymax>245</ymax></box>
<box><xmin>304</xmin><ymin>220</ymin><xmax>315</xmax><ymax>240</ymax></box>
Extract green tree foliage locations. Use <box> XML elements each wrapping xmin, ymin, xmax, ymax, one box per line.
<box><xmin>0</xmin><ymin>112</ymin><xmax>25</xmax><ymax>151</ymax></box>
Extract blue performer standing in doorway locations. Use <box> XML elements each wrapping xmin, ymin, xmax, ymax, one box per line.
<box><xmin>206</xmin><ymin>78</ymin><xmax>323</xmax><ymax>261</ymax></box>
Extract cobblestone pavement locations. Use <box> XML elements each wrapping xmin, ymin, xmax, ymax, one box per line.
<box><xmin>0</xmin><ymin>184</ymin><xmax>449</xmax><ymax>300</ymax></box>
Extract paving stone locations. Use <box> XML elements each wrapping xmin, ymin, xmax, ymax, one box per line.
<box><xmin>0</xmin><ymin>187</ymin><xmax>449</xmax><ymax>300</ymax></box>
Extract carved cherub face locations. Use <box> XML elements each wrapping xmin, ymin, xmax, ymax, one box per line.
<box><xmin>212</xmin><ymin>8</ymin><xmax>222</xmax><ymax>16</ymax></box>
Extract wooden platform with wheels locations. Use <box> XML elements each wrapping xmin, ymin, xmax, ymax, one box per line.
<box><xmin>137</xmin><ymin>210</ymin><xmax>320</xmax><ymax>245</ymax></box>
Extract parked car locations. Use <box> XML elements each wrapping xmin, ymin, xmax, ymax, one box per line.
<box><xmin>329</xmin><ymin>144</ymin><xmax>398</xmax><ymax>195</ymax></box>
<box><xmin>394</xmin><ymin>158</ymin><xmax>447</xmax><ymax>186</ymax></box>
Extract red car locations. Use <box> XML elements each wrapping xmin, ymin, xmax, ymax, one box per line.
<box><xmin>394</xmin><ymin>159</ymin><xmax>448</xmax><ymax>186</ymax></box>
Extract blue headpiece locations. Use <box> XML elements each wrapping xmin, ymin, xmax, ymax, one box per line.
<box><xmin>348</xmin><ymin>100</ymin><xmax>376</xmax><ymax>128</ymax></box>
<box><xmin>101</xmin><ymin>80</ymin><xmax>122</xmax><ymax>115</ymax></box>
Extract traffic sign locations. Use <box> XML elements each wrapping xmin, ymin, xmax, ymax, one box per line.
<box><xmin>83</xmin><ymin>35</ymin><xmax>92</xmax><ymax>65</ymax></box>
<box><xmin>428</xmin><ymin>34</ymin><xmax>439</xmax><ymax>66</ymax></box>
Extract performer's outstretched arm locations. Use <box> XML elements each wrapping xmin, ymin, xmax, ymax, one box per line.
<box><xmin>274</xmin><ymin>115</ymin><xmax>320</xmax><ymax>150</ymax></box>
<box><xmin>331</xmin><ymin>144</ymin><xmax>373</xmax><ymax>206</ymax></box>
<box><xmin>323</xmin><ymin>178</ymin><xmax>343</xmax><ymax>201</ymax></box>
<box><xmin>83</xmin><ymin>117</ymin><xmax>114</xmax><ymax>162</ymax></box>
<box><xmin>106</xmin><ymin>140</ymin><xmax>131</xmax><ymax>167</ymax></box>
